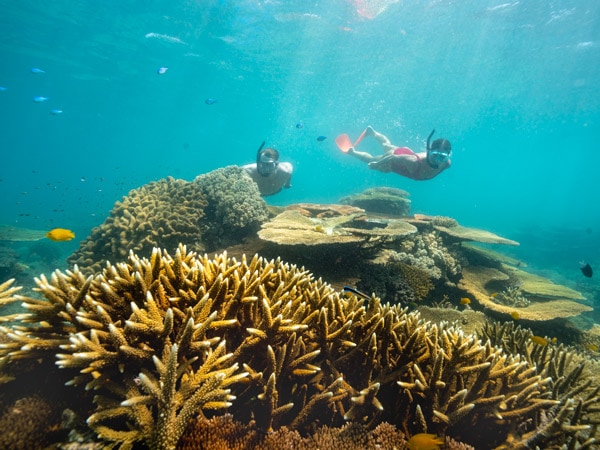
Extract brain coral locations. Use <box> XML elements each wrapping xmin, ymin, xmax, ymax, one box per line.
<box><xmin>69</xmin><ymin>168</ymin><xmax>268</xmax><ymax>274</ymax></box>
<box><xmin>0</xmin><ymin>247</ymin><xmax>598</xmax><ymax>449</ymax></box>
<box><xmin>193</xmin><ymin>165</ymin><xmax>269</xmax><ymax>248</ymax></box>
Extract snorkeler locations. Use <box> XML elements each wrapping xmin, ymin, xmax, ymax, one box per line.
<box><xmin>336</xmin><ymin>126</ymin><xmax>451</xmax><ymax>181</ymax></box>
<box><xmin>242</xmin><ymin>142</ymin><xmax>293</xmax><ymax>196</ymax></box>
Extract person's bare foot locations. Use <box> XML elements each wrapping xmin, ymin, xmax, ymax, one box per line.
<box><xmin>365</xmin><ymin>125</ymin><xmax>375</xmax><ymax>136</ymax></box>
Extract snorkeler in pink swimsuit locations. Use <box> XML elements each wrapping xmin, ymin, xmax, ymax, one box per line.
<box><xmin>336</xmin><ymin>126</ymin><xmax>451</xmax><ymax>181</ymax></box>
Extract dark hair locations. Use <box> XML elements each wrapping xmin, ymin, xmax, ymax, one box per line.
<box><xmin>430</xmin><ymin>139</ymin><xmax>451</xmax><ymax>153</ymax></box>
<box><xmin>257</xmin><ymin>148</ymin><xmax>279</xmax><ymax>165</ymax></box>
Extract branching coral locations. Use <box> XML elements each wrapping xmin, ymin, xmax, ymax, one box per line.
<box><xmin>480</xmin><ymin>320</ymin><xmax>600</xmax><ymax>448</ymax></box>
<box><xmin>0</xmin><ymin>248</ymin><xmax>598</xmax><ymax>449</ymax></box>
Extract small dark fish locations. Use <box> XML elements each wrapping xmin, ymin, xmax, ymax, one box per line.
<box><xmin>317</xmin><ymin>135</ymin><xmax>327</xmax><ymax>142</ymax></box>
<box><xmin>580</xmin><ymin>261</ymin><xmax>593</xmax><ymax>278</ymax></box>
<box><xmin>205</xmin><ymin>98</ymin><xmax>217</xmax><ymax>105</ymax></box>
<box><xmin>295</xmin><ymin>121</ymin><xmax>304</xmax><ymax>129</ymax></box>
<box><xmin>343</xmin><ymin>286</ymin><xmax>370</xmax><ymax>300</ymax></box>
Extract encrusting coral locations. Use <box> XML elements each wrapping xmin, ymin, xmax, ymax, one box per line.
<box><xmin>0</xmin><ymin>247</ymin><xmax>598</xmax><ymax>449</ymax></box>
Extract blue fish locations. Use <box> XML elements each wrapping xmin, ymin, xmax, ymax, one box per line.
<box><xmin>32</xmin><ymin>96</ymin><xmax>48</xmax><ymax>103</ymax></box>
<box><xmin>317</xmin><ymin>135</ymin><xmax>327</xmax><ymax>142</ymax></box>
<box><xmin>157</xmin><ymin>67</ymin><xmax>168</xmax><ymax>75</ymax></box>
<box><xmin>50</xmin><ymin>109</ymin><xmax>63</xmax><ymax>115</ymax></box>
<box><xmin>295</xmin><ymin>121</ymin><xmax>304</xmax><ymax>129</ymax></box>
<box><xmin>343</xmin><ymin>286</ymin><xmax>371</xmax><ymax>300</ymax></box>
<box><xmin>205</xmin><ymin>98</ymin><xmax>217</xmax><ymax>105</ymax></box>
<box><xmin>30</xmin><ymin>67</ymin><xmax>45</xmax><ymax>74</ymax></box>
<box><xmin>0</xmin><ymin>86</ymin><xmax>7</xmax><ymax>91</ymax></box>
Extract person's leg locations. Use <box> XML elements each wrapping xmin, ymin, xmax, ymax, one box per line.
<box><xmin>367</xmin><ymin>126</ymin><xmax>396</xmax><ymax>153</ymax></box>
<box><xmin>348</xmin><ymin>147</ymin><xmax>377</xmax><ymax>163</ymax></box>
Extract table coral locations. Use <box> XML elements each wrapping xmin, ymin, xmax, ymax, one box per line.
<box><xmin>340</xmin><ymin>187</ymin><xmax>412</xmax><ymax>217</ymax></box>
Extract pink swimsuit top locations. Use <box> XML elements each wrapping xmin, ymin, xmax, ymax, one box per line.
<box><xmin>390</xmin><ymin>147</ymin><xmax>450</xmax><ymax>180</ymax></box>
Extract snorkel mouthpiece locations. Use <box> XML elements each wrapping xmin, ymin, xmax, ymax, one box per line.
<box><xmin>426</xmin><ymin>129</ymin><xmax>435</xmax><ymax>151</ymax></box>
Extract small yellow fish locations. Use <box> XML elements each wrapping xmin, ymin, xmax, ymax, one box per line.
<box><xmin>530</xmin><ymin>335</ymin><xmax>548</xmax><ymax>346</ymax></box>
<box><xmin>314</xmin><ymin>224</ymin><xmax>325</xmax><ymax>233</ymax></box>
<box><xmin>586</xmin><ymin>343</ymin><xmax>599</xmax><ymax>352</ymax></box>
<box><xmin>46</xmin><ymin>228</ymin><xmax>75</xmax><ymax>242</ymax></box>
<box><xmin>510</xmin><ymin>311</ymin><xmax>520</xmax><ymax>320</ymax></box>
<box><xmin>460</xmin><ymin>297</ymin><xmax>471</xmax><ymax>305</ymax></box>
<box><xmin>490</xmin><ymin>292</ymin><xmax>498</xmax><ymax>298</ymax></box>
<box><xmin>551</xmin><ymin>337</ymin><xmax>557</xmax><ymax>344</ymax></box>
<box><xmin>407</xmin><ymin>433</ymin><xmax>445</xmax><ymax>450</ymax></box>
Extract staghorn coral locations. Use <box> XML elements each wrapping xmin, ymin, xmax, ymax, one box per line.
<box><xmin>0</xmin><ymin>249</ymin><xmax>599</xmax><ymax>448</ymax></box>
<box><xmin>68</xmin><ymin>176</ymin><xmax>209</xmax><ymax>274</ymax></box>
<box><xmin>480</xmin><ymin>320</ymin><xmax>600</xmax><ymax>449</ymax></box>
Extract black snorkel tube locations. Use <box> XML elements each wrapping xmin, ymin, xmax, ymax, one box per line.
<box><xmin>255</xmin><ymin>140</ymin><xmax>266</xmax><ymax>165</ymax></box>
<box><xmin>426</xmin><ymin>129</ymin><xmax>435</xmax><ymax>151</ymax></box>
<box><xmin>426</xmin><ymin>129</ymin><xmax>438</xmax><ymax>168</ymax></box>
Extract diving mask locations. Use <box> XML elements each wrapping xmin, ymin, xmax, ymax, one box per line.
<box><xmin>429</xmin><ymin>150</ymin><xmax>450</xmax><ymax>165</ymax></box>
<box><xmin>258</xmin><ymin>158</ymin><xmax>278</xmax><ymax>176</ymax></box>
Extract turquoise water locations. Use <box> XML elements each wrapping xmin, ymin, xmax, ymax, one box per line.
<box><xmin>1</xmin><ymin>1</ymin><xmax>598</xmax><ymax>299</ymax></box>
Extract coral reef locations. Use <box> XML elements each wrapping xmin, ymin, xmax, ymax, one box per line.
<box><xmin>355</xmin><ymin>262</ymin><xmax>418</xmax><ymax>305</ymax></box>
<box><xmin>0</xmin><ymin>224</ymin><xmax>47</xmax><ymax>241</ymax></box>
<box><xmin>340</xmin><ymin>187</ymin><xmax>411</xmax><ymax>217</ymax></box>
<box><xmin>494</xmin><ymin>285</ymin><xmax>531</xmax><ymax>308</ymax></box>
<box><xmin>1</xmin><ymin>247</ymin><xmax>598</xmax><ymax>448</ymax></box>
<box><xmin>459</xmin><ymin>265</ymin><xmax>592</xmax><ymax>321</ymax></box>
<box><xmin>390</xmin><ymin>230</ymin><xmax>462</xmax><ymax>282</ymax></box>
<box><xmin>179</xmin><ymin>414</ymin><xmax>476</xmax><ymax>449</ymax></box>
<box><xmin>480</xmin><ymin>321</ymin><xmax>600</xmax><ymax>449</ymax></box>
<box><xmin>69</xmin><ymin>168</ymin><xmax>268</xmax><ymax>274</ymax></box>
<box><xmin>68</xmin><ymin>177</ymin><xmax>209</xmax><ymax>274</ymax></box>
<box><xmin>257</xmin><ymin>204</ymin><xmax>416</xmax><ymax>279</ymax></box>
<box><xmin>0</xmin><ymin>246</ymin><xmax>21</xmax><ymax>281</ymax></box>
<box><xmin>194</xmin><ymin>166</ymin><xmax>269</xmax><ymax>249</ymax></box>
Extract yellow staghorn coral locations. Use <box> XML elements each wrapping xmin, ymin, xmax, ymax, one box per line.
<box><xmin>0</xmin><ymin>247</ymin><xmax>599</xmax><ymax>448</ymax></box>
